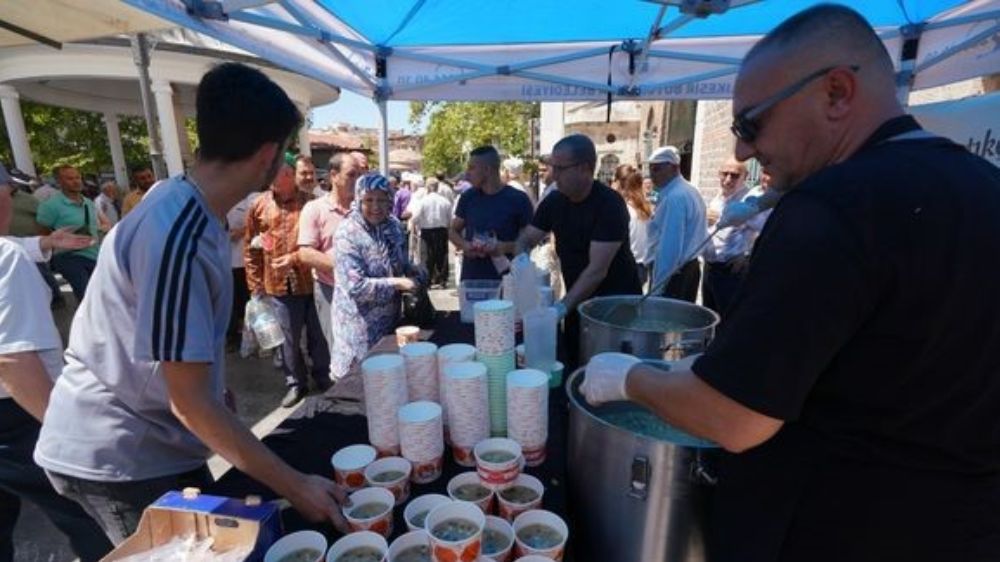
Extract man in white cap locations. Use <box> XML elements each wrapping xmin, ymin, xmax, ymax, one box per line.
<box><xmin>647</xmin><ymin>145</ymin><xmax>706</xmax><ymax>301</ymax></box>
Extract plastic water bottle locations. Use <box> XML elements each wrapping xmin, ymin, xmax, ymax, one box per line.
<box><xmin>248</xmin><ymin>298</ymin><xmax>285</xmax><ymax>350</ymax></box>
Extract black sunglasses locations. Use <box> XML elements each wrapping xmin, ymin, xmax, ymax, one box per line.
<box><xmin>730</xmin><ymin>65</ymin><xmax>860</xmax><ymax>143</ymax></box>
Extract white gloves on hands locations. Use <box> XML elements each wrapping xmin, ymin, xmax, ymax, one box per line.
<box><xmin>581</xmin><ymin>352</ymin><xmax>642</xmax><ymax>406</ymax></box>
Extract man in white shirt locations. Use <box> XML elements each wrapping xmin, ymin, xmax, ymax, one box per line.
<box><xmin>225</xmin><ymin>189</ymin><xmax>261</xmax><ymax>350</ymax></box>
<box><xmin>0</xmin><ymin>165</ymin><xmax>113</xmax><ymax>562</ymax></box>
<box><xmin>95</xmin><ymin>180</ymin><xmax>121</xmax><ymax>229</ymax></box>
<box><xmin>647</xmin><ymin>145</ymin><xmax>707</xmax><ymax>302</ymax></box>
<box><xmin>407</xmin><ymin>179</ymin><xmax>453</xmax><ymax>288</ymax></box>
<box><xmin>34</xmin><ymin>64</ymin><xmax>348</xmax><ymax>545</ymax></box>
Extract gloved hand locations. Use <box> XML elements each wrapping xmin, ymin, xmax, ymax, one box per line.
<box><xmin>552</xmin><ymin>301</ymin><xmax>568</xmax><ymax>320</ymax></box>
<box><xmin>580</xmin><ymin>352</ymin><xmax>642</xmax><ymax>405</ymax></box>
<box><xmin>718</xmin><ymin>197</ymin><xmax>761</xmax><ymax>228</ymax></box>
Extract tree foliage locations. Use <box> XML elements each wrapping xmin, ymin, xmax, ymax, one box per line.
<box><xmin>410</xmin><ymin>101</ymin><xmax>538</xmax><ymax>176</ymax></box>
<box><xmin>0</xmin><ymin>101</ymin><xmax>152</xmax><ymax>179</ymax></box>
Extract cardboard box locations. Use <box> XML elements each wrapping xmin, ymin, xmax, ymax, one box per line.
<box><xmin>101</xmin><ymin>490</ymin><xmax>282</xmax><ymax>562</ymax></box>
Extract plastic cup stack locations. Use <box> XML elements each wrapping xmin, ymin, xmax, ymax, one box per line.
<box><xmin>397</xmin><ymin>401</ymin><xmax>445</xmax><ymax>484</ymax></box>
<box><xmin>437</xmin><ymin>343</ymin><xmax>478</xmax><ymax>440</ymax></box>
<box><xmin>443</xmin><ymin>361</ymin><xmax>490</xmax><ymax>466</ymax></box>
<box><xmin>506</xmin><ymin>369</ymin><xmax>550</xmax><ymax>467</ymax></box>
<box><xmin>478</xmin><ymin>349</ymin><xmax>516</xmax><ymax>437</ymax></box>
<box><xmin>361</xmin><ymin>353</ymin><xmax>409</xmax><ymax>457</ymax></box>
<box><xmin>400</xmin><ymin>341</ymin><xmax>439</xmax><ymax>403</ymax></box>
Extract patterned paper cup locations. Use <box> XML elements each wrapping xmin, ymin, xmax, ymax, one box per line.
<box><xmin>447</xmin><ymin>471</ymin><xmax>495</xmax><ymax>514</ymax></box>
<box><xmin>482</xmin><ymin>515</ymin><xmax>515</xmax><ymax>562</ymax></box>
<box><xmin>506</xmin><ymin>369</ymin><xmax>549</xmax><ymax>468</ymax></box>
<box><xmin>474</xmin><ymin>299</ymin><xmax>516</xmax><ymax>355</ymax></box>
<box><xmin>398</xmin><ymin>401</ymin><xmax>445</xmax><ymax>484</ymax></box>
<box><xmin>264</xmin><ymin>530</ymin><xmax>327</xmax><ymax>562</ymax></box>
<box><xmin>331</xmin><ymin>444</ymin><xmax>377</xmax><ymax>492</ymax></box>
<box><xmin>474</xmin><ymin>438</ymin><xmax>523</xmax><ymax>490</ymax></box>
<box><xmin>388</xmin><ymin>530</ymin><xmax>432</xmax><ymax>562</ymax></box>
<box><xmin>444</xmin><ymin>362</ymin><xmax>490</xmax><ymax>467</ymax></box>
<box><xmin>343</xmin><ymin>487</ymin><xmax>396</xmax><ymax>538</ymax></box>
<box><xmin>362</xmin><ymin>354</ymin><xmax>409</xmax><ymax>457</ymax></box>
<box><xmin>426</xmin><ymin>500</ymin><xmax>486</xmax><ymax>562</ymax></box>
<box><xmin>404</xmin><ymin>493</ymin><xmax>451</xmax><ymax>532</ymax></box>
<box><xmin>437</xmin><ymin>343</ymin><xmax>478</xmax><ymax>442</ymax></box>
<box><xmin>495</xmin><ymin>474</ymin><xmax>544</xmax><ymax>522</ymax></box>
<box><xmin>326</xmin><ymin>531</ymin><xmax>388</xmax><ymax>562</ymax></box>
<box><xmin>512</xmin><ymin>510</ymin><xmax>568</xmax><ymax>561</ymax></box>
<box><xmin>364</xmin><ymin>456</ymin><xmax>413</xmax><ymax>505</ymax></box>
<box><xmin>396</xmin><ymin>325</ymin><xmax>421</xmax><ymax>348</ymax></box>
<box><xmin>401</xmin><ymin>341</ymin><xmax>440</xmax><ymax>402</ymax></box>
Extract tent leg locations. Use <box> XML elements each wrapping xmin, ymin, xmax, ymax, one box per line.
<box><xmin>377</xmin><ymin>98</ymin><xmax>389</xmax><ymax>175</ymax></box>
<box><xmin>131</xmin><ymin>33</ymin><xmax>168</xmax><ymax>180</ymax></box>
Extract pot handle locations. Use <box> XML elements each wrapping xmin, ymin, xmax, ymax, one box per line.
<box><xmin>628</xmin><ymin>455</ymin><xmax>649</xmax><ymax>499</ymax></box>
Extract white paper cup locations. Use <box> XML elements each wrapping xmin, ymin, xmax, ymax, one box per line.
<box><xmin>512</xmin><ymin>510</ymin><xmax>568</xmax><ymax>561</ymax></box>
<box><xmin>326</xmin><ymin>531</ymin><xmax>388</xmax><ymax>562</ymax></box>
<box><xmin>495</xmin><ymin>474</ymin><xmax>544</xmax><ymax>522</ymax></box>
<box><xmin>474</xmin><ymin>438</ymin><xmax>523</xmax><ymax>490</ymax></box>
<box><xmin>343</xmin><ymin>487</ymin><xmax>396</xmax><ymax>538</ymax></box>
<box><xmin>364</xmin><ymin>456</ymin><xmax>413</xmax><ymax>505</ymax></box>
<box><xmin>482</xmin><ymin>515</ymin><xmax>515</xmax><ymax>562</ymax></box>
<box><xmin>443</xmin><ymin>361</ymin><xmax>490</xmax><ymax>467</ymax></box>
<box><xmin>396</xmin><ymin>325</ymin><xmax>421</xmax><ymax>348</ymax></box>
<box><xmin>446</xmin><ymin>471</ymin><xmax>495</xmax><ymax>514</ymax></box>
<box><xmin>362</xmin><ymin>354</ymin><xmax>408</xmax><ymax>457</ymax></box>
<box><xmin>398</xmin><ymin>401</ymin><xmax>445</xmax><ymax>484</ymax></box>
<box><xmin>506</xmin><ymin>369</ymin><xmax>549</xmax><ymax>468</ymax></box>
<box><xmin>388</xmin><ymin>530</ymin><xmax>431</xmax><ymax>562</ymax></box>
<box><xmin>474</xmin><ymin>300</ymin><xmax>516</xmax><ymax>355</ymax></box>
<box><xmin>264</xmin><ymin>530</ymin><xmax>327</xmax><ymax>562</ymax></box>
<box><xmin>426</xmin><ymin>501</ymin><xmax>486</xmax><ymax>562</ymax></box>
<box><xmin>404</xmin><ymin>493</ymin><xmax>451</xmax><ymax>532</ymax></box>
<box><xmin>401</xmin><ymin>341</ymin><xmax>440</xmax><ymax>402</ymax></box>
<box><xmin>331</xmin><ymin>444</ymin><xmax>377</xmax><ymax>492</ymax></box>
<box><xmin>437</xmin><ymin>343</ymin><xmax>477</xmax><ymax>441</ymax></box>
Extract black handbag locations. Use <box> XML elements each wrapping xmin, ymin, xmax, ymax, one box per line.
<box><xmin>400</xmin><ymin>284</ymin><xmax>436</xmax><ymax>328</ymax></box>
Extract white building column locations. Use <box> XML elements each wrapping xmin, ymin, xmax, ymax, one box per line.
<box><xmin>103</xmin><ymin>112</ymin><xmax>129</xmax><ymax>188</ymax></box>
<box><xmin>0</xmin><ymin>84</ymin><xmax>36</xmax><ymax>177</ymax></box>
<box><xmin>151</xmin><ymin>79</ymin><xmax>184</xmax><ymax>176</ymax></box>
<box><xmin>296</xmin><ymin>102</ymin><xmax>311</xmax><ymax>157</ymax></box>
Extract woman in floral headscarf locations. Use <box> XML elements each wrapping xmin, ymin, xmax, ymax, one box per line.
<box><xmin>330</xmin><ymin>172</ymin><xmax>425</xmax><ymax>380</ymax></box>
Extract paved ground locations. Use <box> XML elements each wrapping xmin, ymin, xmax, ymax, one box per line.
<box><xmin>13</xmin><ymin>277</ymin><xmax>460</xmax><ymax>562</ymax></box>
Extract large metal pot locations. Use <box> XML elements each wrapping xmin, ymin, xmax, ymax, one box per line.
<box><xmin>567</xmin><ymin>366</ymin><xmax>718</xmax><ymax>562</ymax></box>
<box><xmin>578</xmin><ymin>296</ymin><xmax>720</xmax><ymax>361</ymax></box>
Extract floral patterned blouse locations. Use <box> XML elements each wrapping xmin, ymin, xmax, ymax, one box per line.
<box><xmin>330</xmin><ymin>210</ymin><xmax>415</xmax><ymax>379</ymax></box>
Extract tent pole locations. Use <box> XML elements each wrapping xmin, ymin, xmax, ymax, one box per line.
<box><xmin>896</xmin><ymin>24</ymin><xmax>924</xmax><ymax>108</ymax></box>
<box><xmin>131</xmin><ymin>33</ymin><xmax>168</xmax><ymax>180</ymax></box>
<box><xmin>377</xmin><ymin>98</ymin><xmax>389</xmax><ymax>175</ymax></box>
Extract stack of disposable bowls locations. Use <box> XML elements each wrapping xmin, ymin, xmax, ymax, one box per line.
<box><xmin>400</xmin><ymin>341</ymin><xmax>439</xmax><ymax>402</ymax></box>
<box><xmin>361</xmin><ymin>353</ymin><xmax>408</xmax><ymax>456</ymax></box>
<box><xmin>398</xmin><ymin>400</ymin><xmax>445</xmax><ymax>484</ymax></box>
<box><xmin>474</xmin><ymin>299</ymin><xmax>516</xmax><ymax>436</ymax></box>
<box><xmin>443</xmin><ymin>361</ymin><xmax>490</xmax><ymax>466</ymax></box>
<box><xmin>437</xmin><ymin>343</ymin><xmax>477</xmax><ymax>441</ymax></box>
<box><xmin>506</xmin><ymin>369</ymin><xmax>550</xmax><ymax>466</ymax></box>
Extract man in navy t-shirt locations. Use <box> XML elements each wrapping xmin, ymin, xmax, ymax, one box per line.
<box><xmin>449</xmin><ymin>146</ymin><xmax>533</xmax><ymax>281</ymax></box>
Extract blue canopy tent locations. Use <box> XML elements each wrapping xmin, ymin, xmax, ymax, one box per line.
<box><xmin>120</xmin><ymin>0</ymin><xmax>1000</xmax><ymax>170</ymax></box>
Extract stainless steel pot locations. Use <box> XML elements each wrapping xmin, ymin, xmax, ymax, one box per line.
<box><xmin>578</xmin><ymin>296</ymin><xmax>720</xmax><ymax>361</ymax></box>
<box><xmin>567</xmin><ymin>366</ymin><xmax>718</xmax><ymax>562</ymax></box>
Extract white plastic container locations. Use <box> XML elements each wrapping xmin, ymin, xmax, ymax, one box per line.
<box><xmin>523</xmin><ymin>307</ymin><xmax>557</xmax><ymax>373</ymax></box>
<box><xmin>460</xmin><ymin>279</ymin><xmax>502</xmax><ymax>323</ymax></box>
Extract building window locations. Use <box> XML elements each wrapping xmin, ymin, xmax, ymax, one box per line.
<box><xmin>598</xmin><ymin>154</ymin><xmax>620</xmax><ymax>185</ymax></box>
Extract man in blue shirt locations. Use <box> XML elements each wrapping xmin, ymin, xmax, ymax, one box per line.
<box><xmin>449</xmin><ymin>146</ymin><xmax>533</xmax><ymax>281</ymax></box>
<box><xmin>647</xmin><ymin>146</ymin><xmax>706</xmax><ymax>301</ymax></box>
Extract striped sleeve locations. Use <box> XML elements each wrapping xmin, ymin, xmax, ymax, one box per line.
<box><xmin>133</xmin><ymin>198</ymin><xmax>216</xmax><ymax>363</ymax></box>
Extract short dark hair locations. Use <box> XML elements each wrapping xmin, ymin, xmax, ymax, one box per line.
<box><xmin>553</xmin><ymin>134</ymin><xmax>597</xmax><ymax>170</ymax></box>
<box><xmin>469</xmin><ymin>145</ymin><xmax>501</xmax><ymax>172</ymax></box>
<box><xmin>294</xmin><ymin>154</ymin><xmax>313</xmax><ymax>168</ymax></box>
<box><xmin>195</xmin><ymin>63</ymin><xmax>301</xmax><ymax>163</ymax></box>
<box><xmin>130</xmin><ymin>165</ymin><xmax>152</xmax><ymax>177</ymax></box>
<box><xmin>329</xmin><ymin>152</ymin><xmax>351</xmax><ymax>174</ymax></box>
<box><xmin>748</xmin><ymin>4</ymin><xmax>892</xmax><ymax>73</ymax></box>
<box><xmin>53</xmin><ymin>164</ymin><xmax>75</xmax><ymax>177</ymax></box>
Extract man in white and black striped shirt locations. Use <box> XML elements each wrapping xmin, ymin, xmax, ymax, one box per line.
<box><xmin>34</xmin><ymin>63</ymin><xmax>350</xmax><ymax>544</ymax></box>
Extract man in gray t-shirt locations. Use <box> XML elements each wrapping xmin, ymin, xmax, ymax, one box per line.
<box><xmin>34</xmin><ymin>63</ymin><xmax>349</xmax><ymax>545</ymax></box>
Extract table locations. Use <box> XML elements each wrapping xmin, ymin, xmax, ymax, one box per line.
<box><xmin>208</xmin><ymin>311</ymin><xmax>575</xmax><ymax>557</ymax></box>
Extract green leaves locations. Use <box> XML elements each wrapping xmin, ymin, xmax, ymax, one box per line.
<box><xmin>411</xmin><ymin>101</ymin><xmax>539</xmax><ymax>176</ymax></box>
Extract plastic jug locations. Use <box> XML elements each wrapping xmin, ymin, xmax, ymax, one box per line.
<box><xmin>523</xmin><ymin>306</ymin><xmax>557</xmax><ymax>373</ymax></box>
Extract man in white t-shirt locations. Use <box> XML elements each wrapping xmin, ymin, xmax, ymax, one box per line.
<box><xmin>406</xmin><ymin>179</ymin><xmax>453</xmax><ymax>288</ymax></box>
<box><xmin>33</xmin><ymin>64</ymin><xmax>349</xmax><ymax>545</ymax></box>
<box><xmin>0</xmin><ymin>165</ymin><xmax>113</xmax><ymax>561</ymax></box>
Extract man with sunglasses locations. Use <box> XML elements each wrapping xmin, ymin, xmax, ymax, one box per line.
<box><xmin>582</xmin><ymin>5</ymin><xmax>1000</xmax><ymax>562</ymax></box>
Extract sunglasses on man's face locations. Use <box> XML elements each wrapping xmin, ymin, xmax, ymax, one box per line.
<box><xmin>730</xmin><ymin>65</ymin><xmax>860</xmax><ymax>143</ymax></box>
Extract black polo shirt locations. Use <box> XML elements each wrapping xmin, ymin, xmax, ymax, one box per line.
<box><xmin>532</xmin><ymin>181</ymin><xmax>641</xmax><ymax>297</ymax></box>
<box><xmin>693</xmin><ymin>116</ymin><xmax>1000</xmax><ymax>562</ymax></box>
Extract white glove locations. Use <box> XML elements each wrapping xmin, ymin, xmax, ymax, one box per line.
<box><xmin>718</xmin><ymin>197</ymin><xmax>761</xmax><ymax>228</ymax></box>
<box><xmin>581</xmin><ymin>352</ymin><xmax>641</xmax><ymax>405</ymax></box>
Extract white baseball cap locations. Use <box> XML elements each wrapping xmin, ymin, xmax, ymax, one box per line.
<box><xmin>647</xmin><ymin>146</ymin><xmax>681</xmax><ymax>165</ymax></box>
